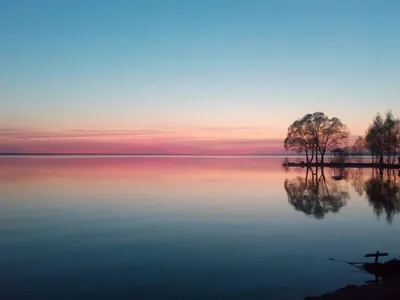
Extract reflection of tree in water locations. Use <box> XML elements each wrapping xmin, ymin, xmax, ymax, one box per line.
<box><xmin>349</xmin><ymin>168</ymin><xmax>364</xmax><ymax>196</ymax></box>
<box><xmin>284</xmin><ymin>168</ymin><xmax>349</xmax><ymax>219</ymax></box>
<box><xmin>331</xmin><ymin>167</ymin><xmax>350</xmax><ymax>182</ymax></box>
<box><xmin>364</xmin><ymin>169</ymin><xmax>400</xmax><ymax>223</ymax></box>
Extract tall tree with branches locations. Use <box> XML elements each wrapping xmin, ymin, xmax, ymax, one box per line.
<box><xmin>284</xmin><ymin>112</ymin><xmax>349</xmax><ymax>164</ymax></box>
<box><xmin>284</xmin><ymin>116</ymin><xmax>315</xmax><ymax>163</ymax></box>
<box><xmin>365</xmin><ymin>111</ymin><xmax>400</xmax><ymax>164</ymax></box>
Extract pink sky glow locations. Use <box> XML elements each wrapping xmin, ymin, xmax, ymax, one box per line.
<box><xmin>0</xmin><ymin>127</ymin><xmax>284</xmax><ymax>154</ymax></box>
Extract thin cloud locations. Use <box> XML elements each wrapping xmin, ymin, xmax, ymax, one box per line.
<box><xmin>196</xmin><ymin>125</ymin><xmax>276</xmax><ymax>131</ymax></box>
<box><xmin>0</xmin><ymin>126</ymin><xmax>273</xmax><ymax>140</ymax></box>
<box><xmin>0</xmin><ymin>128</ymin><xmax>185</xmax><ymax>140</ymax></box>
<box><xmin>0</xmin><ymin>127</ymin><xmax>285</xmax><ymax>154</ymax></box>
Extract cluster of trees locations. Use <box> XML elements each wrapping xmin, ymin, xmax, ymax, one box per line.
<box><xmin>284</xmin><ymin>111</ymin><xmax>400</xmax><ymax>165</ymax></box>
<box><xmin>365</xmin><ymin>111</ymin><xmax>400</xmax><ymax>164</ymax></box>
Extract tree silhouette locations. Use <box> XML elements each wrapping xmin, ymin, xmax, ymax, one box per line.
<box><xmin>350</xmin><ymin>136</ymin><xmax>365</xmax><ymax>163</ymax></box>
<box><xmin>284</xmin><ymin>112</ymin><xmax>349</xmax><ymax>164</ymax></box>
<box><xmin>284</xmin><ymin>167</ymin><xmax>349</xmax><ymax>219</ymax></box>
<box><xmin>364</xmin><ymin>169</ymin><xmax>400</xmax><ymax>223</ymax></box>
<box><xmin>284</xmin><ymin>116</ymin><xmax>315</xmax><ymax>163</ymax></box>
<box><xmin>365</xmin><ymin>111</ymin><xmax>400</xmax><ymax>165</ymax></box>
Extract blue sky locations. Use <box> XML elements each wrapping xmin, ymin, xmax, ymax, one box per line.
<box><xmin>0</xmin><ymin>0</ymin><xmax>399</xmax><ymax>153</ymax></box>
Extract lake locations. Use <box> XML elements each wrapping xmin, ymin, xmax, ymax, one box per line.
<box><xmin>1</xmin><ymin>156</ymin><xmax>399</xmax><ymax>300</ymax></box>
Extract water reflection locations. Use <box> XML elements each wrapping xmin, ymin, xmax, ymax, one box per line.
<box><xmin>1</xmin><ymin>157</ymin><xmax>400</xmax><ymax>300</ymax></box>
<box><xmin>284</xmin><ymin>167</ymin><xmax>349</xmax><ymax>219</ymax></box>
<box><xmin>285</xmin><ymin>166</ymin><xmax>400</xmax><ymax>223</ymax></box>
<box><xmin>349</xmin><ymin>168</ymin><xmax>364</xmax><ymax>196</ymax></box>
<box><xmin>364</xmin><ymin>169</ymin><xmax>400</xmax><ymax>223</ymax></box>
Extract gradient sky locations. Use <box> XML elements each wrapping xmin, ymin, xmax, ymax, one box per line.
<box><xmin>1</xmin><ymin>0</ymin><xmax>399</xmax><ymax>154</ymax></box>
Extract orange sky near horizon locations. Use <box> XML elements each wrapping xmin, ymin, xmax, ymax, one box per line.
<box><xmin>0</xmin><ymin>119</ymin><xmax>369</xmax><ymax>155</ymax></box>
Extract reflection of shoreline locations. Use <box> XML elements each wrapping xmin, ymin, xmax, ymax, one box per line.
<box><xmin>284</xmin><ymin>162</ymin><xmax>400</xmax><ymax>169</ymax></box>
<box><xmin>284</xmin><ymin>167</ymin><xmax>400</xmax><ymax>224</ymax></box>
<box><xmin>364</xmin><ymin>169</ymin><xmax>400</xmax><ymax>223</ymax></box>
<box><xmin>284</xmin><ymin>167</ymin><xmax>349</xmax><ymax>219</ymax></box>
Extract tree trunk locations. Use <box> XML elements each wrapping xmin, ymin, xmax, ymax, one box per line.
<box><xmin>309</xmin><ymin>147</ymin><xmax>314</xmax><ymax>164</ymax></box>
<box><xmin>305</xmin><ymin>167</ymin><xmax>309</xmax><ymax>183</ymax></box>
<box><xmin>305</xmin><ymin>149</ymin><xmax>309</xmax><ymax>164</ymax></box>
<box><xmin>320</xmin><ymin>150</ymin><xmax>325</xmax><ymax>165</ymax></box>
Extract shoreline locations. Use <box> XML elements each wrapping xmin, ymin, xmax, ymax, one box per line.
<box><xmin>304</xmin><ymin>278</ymin><xmax>400</xmax><ymax>300</ymax></box>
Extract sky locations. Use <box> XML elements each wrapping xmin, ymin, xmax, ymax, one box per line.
<box><xmin>1</xmin><ymin>0</ymin><xmax>399</xmax><ymax>154</ymax></box>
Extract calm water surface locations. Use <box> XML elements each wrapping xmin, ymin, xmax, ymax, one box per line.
<box><xmin>1</xmin><ymin>156</ymin><xmax>400</xmax><ymax>300</ymax></box>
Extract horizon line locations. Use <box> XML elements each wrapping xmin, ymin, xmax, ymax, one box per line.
<box><xmin>0</xmin><ymin>152</ymin><xmax>294</xmax><ymax>157</ymax></box>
